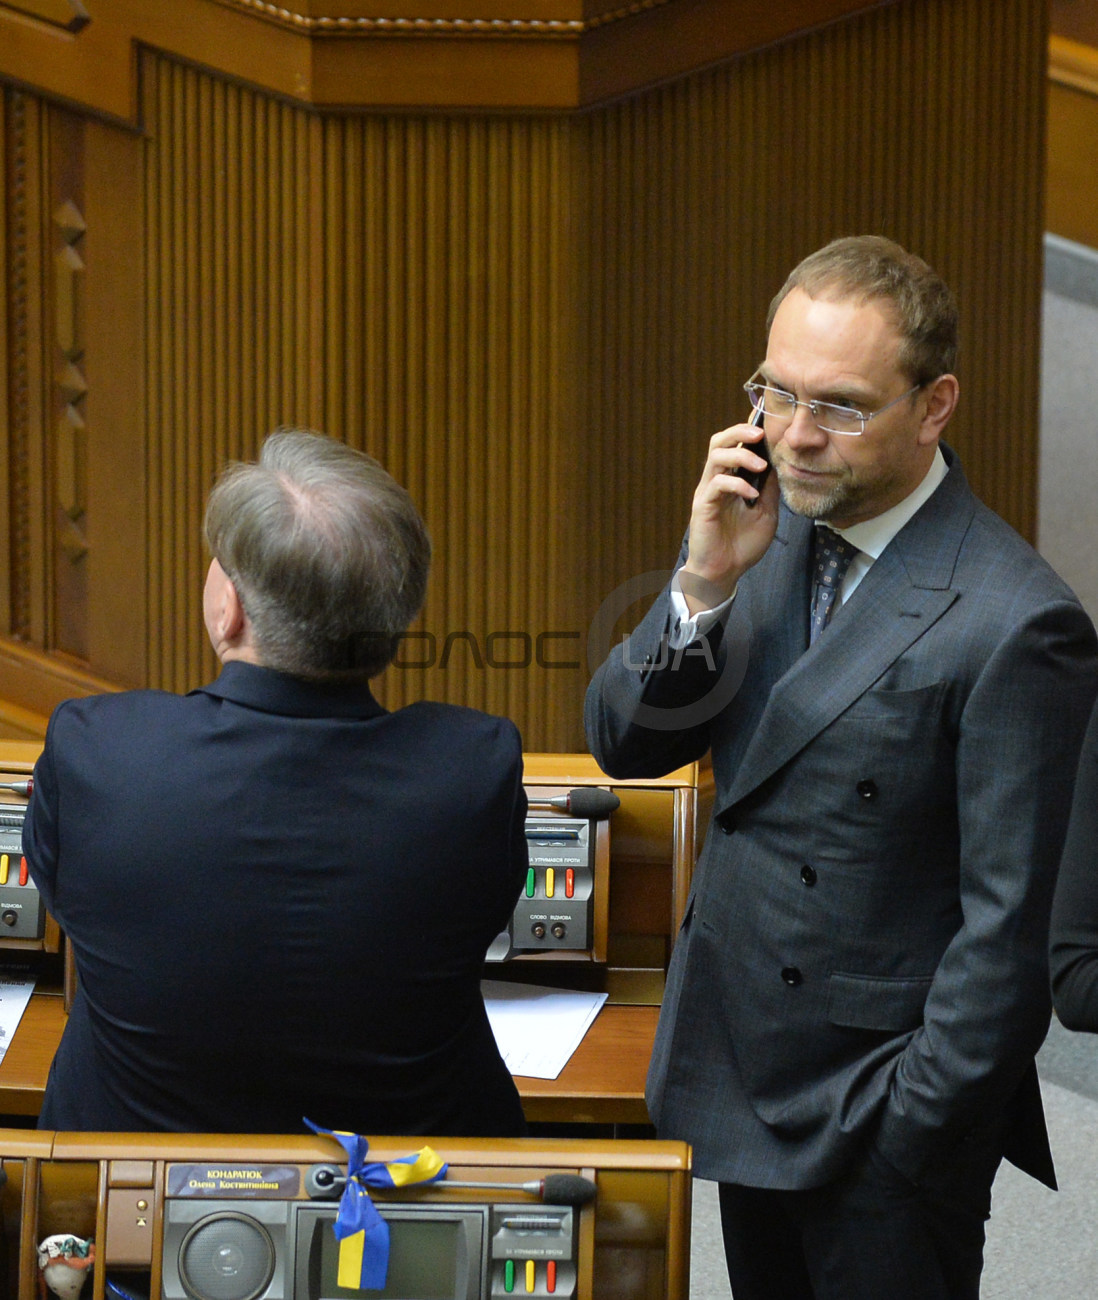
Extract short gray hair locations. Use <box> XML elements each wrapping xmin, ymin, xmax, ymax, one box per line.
<box><xmin>204</xmin><ymin>430</ymin><xmax>431</xmax><ymax>680</ymax></box>
<box><xmin>767</xmin><ymin>235</ymin><xmax>959</xmax><ymax>386</ymax></box>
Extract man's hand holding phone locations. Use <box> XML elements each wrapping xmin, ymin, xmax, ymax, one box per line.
<box><xmin>677</xmin><ymin>408</ymin><xmax>779</xmax><ymax>617</ymax></box>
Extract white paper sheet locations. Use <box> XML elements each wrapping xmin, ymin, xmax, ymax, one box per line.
<box><xmin>481</xmin><ymin>979</ymin><xmax>608</xmax><ymax>1080</ymax></box>
<box><xmin>0</xmin><ymin>972</ymin><xmax>36</xmax><ymax>1064</ymax></box>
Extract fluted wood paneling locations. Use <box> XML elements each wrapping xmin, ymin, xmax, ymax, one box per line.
<box><xmin>312</xmin><ymin>110</ymin><xmax>576</xmax><ymax>744</ymax></box>
<box><xmin>0</xmin><ymin>93</ymin><xmax>12</xmax><ymax>635</ymax></box>
<box><xmin>142</xmin><ymin>55</ymin><xmax>579</xmax><ymax>746</ymax></box>
<box><xmin>145</xmin><ymin>66</ymin><xmax>327</xmax><ymax>692</ymax></box>
<box><xmin>2</xmin><ymin>0</ymin><xmax>1049</xmax><ymax>751</ymax></box>
<box><xmin>578</xmin><ymin>0</ymin><xmax>1048</xmax><ymax>622</ymax></box>
<box><xmin>4</xmin><ymin>91</ymin><xmax>49</xmax><ymax>653</ymax></box>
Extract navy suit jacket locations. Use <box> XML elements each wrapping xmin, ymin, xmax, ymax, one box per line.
<box><xmin>586</xmin><ymin>450</ymin><xmax>1098</xmax><ymax>1191</ymax></box>
<box><xmin>24</xmin><ymin>661</ymin><xmax>528</xmax><ymax>1136</ymax></box>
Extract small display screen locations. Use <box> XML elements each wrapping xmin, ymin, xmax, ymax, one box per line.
<box><xmin>310</xmin><ymin>1216</ymin><xmax>463</xmax><ymax>1300</ymax></box>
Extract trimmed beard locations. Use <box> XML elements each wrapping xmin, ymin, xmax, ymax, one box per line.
<box><xmin>774</xmin><ymin>465</ymin><xmax>854</xmax><ymax>521</ymax></box>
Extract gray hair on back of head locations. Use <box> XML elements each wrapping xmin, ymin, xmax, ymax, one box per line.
<box><xmin>204</xmin><ymin>429</ymin><xmax>431</xmax><ymax>680</ymax></box>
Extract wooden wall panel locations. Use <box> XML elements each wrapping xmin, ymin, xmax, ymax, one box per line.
<box><xmin>143</xmin><ymin>64</ymin><xmax>327</xmax><ymax>693</ymax></box>
<box><xmin>1</xmin><ymin>0</ymin><xmax>1049</xmax><ymax>753</ymax></box>
<box><xmin>1052</xmin><ymin>0</ymin><xmax>1098</xmax><ymax>46</ymax></box>
<box><xmin>0</xmin><ymin>0</ymin><xmax>900</xmax><ymax>116</ymax></box>
<box><xmin>80</xmin><ymin>117</ymin><xmax>146</xmax><ymax>687</ymax></box>
<box><xmin>313</xmin><ymin>110</ymin><xmax>580</xmax><ymax>744</ymax></box>
<box><xmin>1048</xmin><ymin>37</ymin><xmax>1098</xmax><ymax>250</ymax></box>
<box><xmin>5</xmin><ymin>91</ymin><xmax>49</xmax><ymax>653</ymax></box>
<box><xmin>140</xmin><ymin>56</ymin><xmax>582</xmax><ymax>745</ymax></box>
<box><xmin>0</xmin><ymin>94</ymin><xmax>11</xmax><ymax>635</ymax></box>
<box><xmin>577</xmin><ymin>0</ymin><xmax>1049</xmax><ymax>631</ymax></box>
<box><xmin>3</xmin><ymin>88</ymin><xmax>146</xmax><ymax>705</ymax></box>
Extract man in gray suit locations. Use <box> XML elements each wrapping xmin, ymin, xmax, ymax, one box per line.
<box><xmin>585</xmin><ymin>236</ymin><xmax>1098</xmax><ymax>1299</ymax></box>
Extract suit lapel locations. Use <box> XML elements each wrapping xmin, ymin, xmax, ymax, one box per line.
<box><xmin>754</xmin><ymin>508</ymin><xmax>814</xmax><ymax>682</ymax></box>
<box><xmin>722</xmin><ymin>457</ymin><xmax>975</xmax><ymax>808</ymax></box>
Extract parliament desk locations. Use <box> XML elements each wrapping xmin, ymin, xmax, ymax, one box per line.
<box><xmin>0</xmin><ymin>751</ymin><xmax>709</xmax><ymax>1130</ymax></box>
<box><xmin>0</xmin><ymin>751</ymin><xmax>703</xmax><ymax>1298</ymax></box>
<box><xmin>0</xmin><ymin>992</ymin><xmax>66</xmax><ymax>1118</ymax></box>
<box><xmin>0</xmin><ymin>997</ymin><xmax>659</xmax><ymax>1126</ymax></box>
<box><xmin>0</xmin><ymin>1130</ymin><xmax>692</xmax><ymax>1300</ymax></box>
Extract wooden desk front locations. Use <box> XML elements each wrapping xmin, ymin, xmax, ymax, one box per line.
<box><xmin>0</xmin><ymin>1131</ymin><xmax>693</xmax><ymax>1300</ymax></box>
<box><xmin>0</xmin><ymin>998</ymin><xmax>658</xmax><ymax>1127</ymax></box>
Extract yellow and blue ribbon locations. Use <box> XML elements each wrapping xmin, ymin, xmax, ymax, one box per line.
<box><xmin>304</xmin><ymin>1119</ymin><xmax>448</xmax><ymax>1290</ymax></box>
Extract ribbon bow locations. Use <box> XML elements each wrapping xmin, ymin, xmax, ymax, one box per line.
<box><xmin>304</xmin><ymin>1119</ymin><xmax>448</xmax><ymax>1290</ymax></box>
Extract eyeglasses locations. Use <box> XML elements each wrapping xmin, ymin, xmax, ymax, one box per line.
<box><xmin>743</xmin><ymin>371</ymin><xmax>923</xmax><ymax>436</ymax></box>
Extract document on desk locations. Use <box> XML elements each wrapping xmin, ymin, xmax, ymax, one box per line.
<box><xmin>0</xmin><ymin>972</ymin><xmax>35</xmax><ymax>1064</ymax></box>
<box><xmin>481</xmin><ymin>980</ymin><xmax>608</xmax><ymax>1080</ymax></box>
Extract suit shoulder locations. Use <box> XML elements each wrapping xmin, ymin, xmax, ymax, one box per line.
<box><xmin>47</xmin><ymin>687</ymin><xmax>189</xmax><ymax>733</ymax></box>
<box><xmin>396</xmin><ymin>701</ymin><xmax>523</xmax><ymax>754</ymax></box>
<box><xmin>39</xmin><ymin>689</ymin><xmax>200</xmax><ymax>783</ymax></box>
<box><xmin>959</xmin><ymin>500</ymin><xmax>1089</xmax><ymax>613</ymax></box>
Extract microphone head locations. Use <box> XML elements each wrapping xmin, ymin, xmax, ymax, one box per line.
<box><xmin>564</xmin><ymin>788</ymin><xmax>620</xmax><ymax>819</ymax></box>
<box><xmin>540</xmin><ymin>1174</ymin><xmax>597</xmax><ymax>1206</ymax></box>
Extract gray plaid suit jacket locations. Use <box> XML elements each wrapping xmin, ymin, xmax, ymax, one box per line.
<box><xmin>585</xmin><ymin>448</ymin><xmax>1098</xmax><ymax>1191</ymax></box>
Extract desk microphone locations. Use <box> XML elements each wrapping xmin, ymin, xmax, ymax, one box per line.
<box><xmin>442</xmin><ymin>1174</ymin><xmax>596</xmax><ymax>1205</ymax></box>
<box><xmin>527</xmin><ymin>789</ymin><xmax>619</xmax><ymax>819</ymax></box>
<box><xmin>0</xmin><ymin>780</ymin><xmax>31</xmax><ymax>797</ymax></box>
<box><xmin>306</xmin><ymin>1165</ymin><xmax>596</xmax><ymax>1206</ymax></box>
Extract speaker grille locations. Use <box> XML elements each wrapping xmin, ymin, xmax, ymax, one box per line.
<box><xmin>178</xmin><ymin>1213</ymin><xmax>275</xmax><ymax>1300</ymax></box>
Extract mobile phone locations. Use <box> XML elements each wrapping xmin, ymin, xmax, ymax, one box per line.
<box><xmin>730</xmin><ymin>404</ymin><xmax>771</xmax><ymax>506</ymax></box>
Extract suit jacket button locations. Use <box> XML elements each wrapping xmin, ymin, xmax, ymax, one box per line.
<box><xmin>856</xmin><ymin>779</ymin><xmax>878</xmax><ymax>800</ymax></box>
<box><xmin>717</xmin><ymin>811</ymin><xmax>736</xmax><ymax>835</ymax></box>
<box><xmin>800</xmin><ymin>865</ymin><xmax>817</xmax><ymax>886</ymax></box>
<box><xmin>781</xmin><ymin>967</ymin><xmax>802</xmax><ymax>986</ymax></box>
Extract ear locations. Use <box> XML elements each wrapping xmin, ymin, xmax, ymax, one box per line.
<box><xmin>217</xmin><ymin>577</ymin><xmax>247</xmax><ymax>644</ymax></box>
<box><xmin>916</xmin><ymin>373</ymin><xmax>959</xmax><ymax>446</ymax></box>
<box><xmin>204</xmin><ymin>558</ymin><xmax>251</xmax><ymax>659</ymax></box>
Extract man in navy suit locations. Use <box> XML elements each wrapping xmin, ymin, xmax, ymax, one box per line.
<box><xmin>586</xmin><ymin>237</ymin><xmax>1098</xmax><ymax>1298</ymax></box>
<box><xmin>25</xmin><ymin>429</ymin><xmax>528</xmax><ymax>1136</ymax></box>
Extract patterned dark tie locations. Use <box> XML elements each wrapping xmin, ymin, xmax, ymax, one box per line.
<box><xmin>809</xmin><ymin>525</ymin><xmax>858</xmax><ymax>644</ymax></box>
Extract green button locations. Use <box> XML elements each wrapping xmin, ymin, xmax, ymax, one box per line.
<box><xmin>504</xmin><ymin>1258</ymin><xmax>515</xmax><ymax>1292</ymax></box>
<box><xmin>525</xmin><ymin>867</ymin><xmax>536</xmax><ymax>898</ymax></box>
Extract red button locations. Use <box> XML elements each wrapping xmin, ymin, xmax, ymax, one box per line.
<box><xmin>547</xmin><ymin>1260</ymin><xmax>556</xmax><ymax>1293</ymax></box>
<box><xmin>19</xmin><ymin>857</ymin><xmax>27</xmax><ymax>886</ymax></box>
<box><xmin>565</xmin><ymin>869</ymin><xmax>574</xmax><ymax>899</ymax></box>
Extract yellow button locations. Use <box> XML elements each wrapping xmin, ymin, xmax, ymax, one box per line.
<box><xmin>526</xmin><ymin>1259</ymin><xmax>535</xmax><ymax>1292</ymax></box>
<box><xmin>545</xmin><ymin>867</ymin><xmax>555</xmax><ymax>898</ymax></box>
<box><xmin>0</xmin><ymin>855</ymin><xmax>8</xmax><ymax>885</ymax></box>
